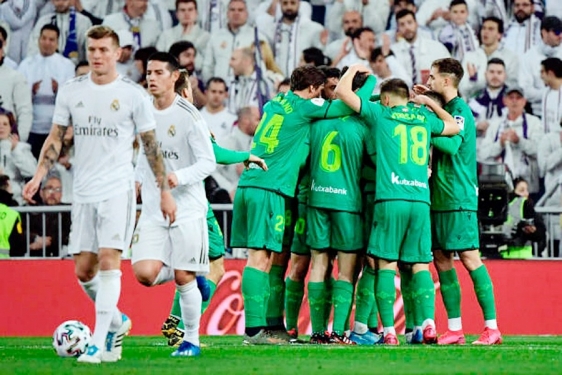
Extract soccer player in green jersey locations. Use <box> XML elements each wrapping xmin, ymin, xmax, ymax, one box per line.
<box><xmin>231</xmin><ymin>65</ymin><xmax>374</xmax><ymax>344</ymax></box>
<box><xmin>415</xmin><ymin>58</ymin><xmax>502</xmax><ymax>345</ymax></box>
<box><xmin>336</xmin><ymin>64</ymin><xmax>460</xmax><ymax>345</ymax></box>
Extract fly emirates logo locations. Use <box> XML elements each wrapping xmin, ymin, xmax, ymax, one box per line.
<box><xmin>390</xmin><ymin>172</ymin><xmax>427</xmax><ymax>189</ymax></box>
<box><xmin>310</xmin><ymin>180</ymin><xmax>347</xmax><ymax>195</ymax></box>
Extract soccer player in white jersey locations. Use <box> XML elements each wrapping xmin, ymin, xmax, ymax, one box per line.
<box><xmin>132</xmin><ymin>52</ymin><xmax>216</xmax><ymax>357</ymax></box>
<box><xmin>22</xmin><ymin>26</ymin><xmax>177</xmax><ymax>364</ymax></box>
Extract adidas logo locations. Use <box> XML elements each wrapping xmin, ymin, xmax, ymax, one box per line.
<box><xmin>111</xmin><ymin>234</ymin><xmax>121</xmax><ymax>241</ymax></box>
<box><xmin>189</xmin><ymin>258</ymin><xmax>196</xmax><ymax>264</ymax></box>
<box><xmin>75</xmin><ymin>101</ymin><xmax>84</xmax><ymax>108</ymax></box>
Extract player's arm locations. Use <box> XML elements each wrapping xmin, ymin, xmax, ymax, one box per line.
<box><xmin>414</xmin><ymin>95</ymin><xmax>459</xmax><ymax>136</ymax></box>
<box><xmin>334</xmin><ymin>64</ymin><xmax>373</xmax><ymax>113</ymax></box>
<box><xmin>212</xmin><ymin>138</ymin><xmax>268</xmax><ymax>171</ymax></box>
<box><xmin>431</xmin><ymin>135</ymin><xmax>463</xmax><ymax>155</ymax></box>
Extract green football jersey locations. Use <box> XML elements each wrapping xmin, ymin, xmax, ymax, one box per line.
<box><xmin>238</xmin><ymin>79</ymin><xmax>375</xmax><ymax>197</ymax></box>
<box><xmin>431</xmin><ymin>96</ymin><xmax>478</xmax><ymax>211</ymax></box>
<box><xmin>360</xmin><ymin>99</ymin><xmax>445</xmax><ymax>204</ymax></box>
<box><xmin>308</xmin><ymin>115</ymin><xmax>375</xmax><ymax>212</ymax></box>
<box><xmin>362</xmin><ymin>163</ymin><xmax>376</xmax><ymax>194</ymax></box>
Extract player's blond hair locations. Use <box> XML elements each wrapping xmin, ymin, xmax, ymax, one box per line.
<box><xmin>86</xmin><ymin>25</ymin><xmax>120</xmax><ymax>48</ymax></box>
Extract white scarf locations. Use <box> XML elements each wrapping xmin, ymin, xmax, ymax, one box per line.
<box><xmin>274</xmin><ymin>17</ymin><xmax>299</xmax><ymax>76</ymax></box>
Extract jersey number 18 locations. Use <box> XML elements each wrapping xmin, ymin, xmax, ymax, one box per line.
<box><xmin>393</xmin><ymin>124</ymin><xmax>428</xmax><ymax>166</ymax></box>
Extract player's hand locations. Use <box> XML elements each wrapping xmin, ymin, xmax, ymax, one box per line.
<box><xmin>507</xmin><ymin>129</ymin><xmax>520</xmax><ymax>144</ymax></box>
<box><xmin>245</xmin><ymin>154</ymin><xmax>268</xmax><ymax>171</ymax></box>
<box><xmin>23</xmin><ymin>177</ymin><xmax>41</xmax><ymax>204</ymax></box>
<box><xmin>167</xmin><ymin>172</ymin><xmax>179</xmax><ymax>188</ymax></box>
<box><xmin>160</xmin><ymin>190</ymin><xmax>177</xmax><ymax>224</ymax></box>
<box><xmin>349</xmin><ymin>63</ymin><xmax>371</xmax><ymax>74</ymax></box>
<box><xmin>413</xmin><ymin>84</ymin><xmax>430</xmax><ymax>95</ymax></box>
<box><xmin>410</xmin><ymin>94</ymin><xmax>429</xmax><ymax>106</ymax></box>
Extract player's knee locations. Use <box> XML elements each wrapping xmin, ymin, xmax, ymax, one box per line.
<box><xmin>288</xmin><ymin>256</ymin><xmax>310</xmax><ymax>282</ymax></box>
<box><xmin>75</xmin><ymin>266</ymin><xmax>96</xmax><ymax>283</ymax></box>
<box><xmin>246</xmin><ymin>249</ymin><xmax>270</xmax><ymax>271</ymax></box>
<box><xmin>132</xmin><ymin>263</ymin><xmax>160</xmax><ymax>287</ymax></box>
<box><xmin>174</xmin><ymin>271</ymin><xmax>195</xmax><ymax>285</ymax></box>
<box><xmin>210</xmin><ymin>258</ymin><xmax>226</xmax><ymax>280</ymax></box>
<box><xmin>459</xmin><ymin>250</ymin><xmax>482</xmax><ymax>271</ymax></box>
<box><xmin>433</xmin><ymin>250</ymin><xmax>454</xmax><ymax>272</ymax></box>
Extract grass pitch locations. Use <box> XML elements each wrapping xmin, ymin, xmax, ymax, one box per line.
<box><xmin>1</xmin><ymin>336</ymin><xmax>561</xmax><ymax>375</ymax></box>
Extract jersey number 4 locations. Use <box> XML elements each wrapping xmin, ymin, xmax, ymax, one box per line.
<box><xmin>393</xmin><ymin>125</ymin><xmax>428</xmax><ymax>166</ymax></box>
<box><xmin>254</xmin><ymin>113</ymin><xmax>284</xmax><ymax>153</ymax></box>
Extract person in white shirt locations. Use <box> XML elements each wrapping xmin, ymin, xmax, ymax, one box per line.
<box><xmin>199</xmin><ymin>77</ymin><xmax>237</xmax><ymax>143</ymax></box>
<box><xmin>416</xmin><ymin>0</ymin><xmax>479</xmax><ymax>35</ymax></box>
<box><xmin>0</xmin><ymin>38</ymin><xmax>32</xmax><ymax>142</ymax></box>
<box><xmin>326</xmin><ymin>0</ymin><xmax>390</xmax><ymax>42</ymax></box>
<box><xmin>479</xmin><ymin>86</ymin><xmax>544</xmax><ymax>194</ymax></box>
<box><xmin>0</xmin><ymin>0</ymin><xmax>40</xmax><ymax>63</ymax></box>
<box><xmin>156</xmin><ymin>0</ymin><xmax>210</xmax><ymax>69</ymax></box>
<box><xmin>0</xmin><ymin>24</ymin><xmax>20</xmax><ymax>69</ymax></box>
<box><xmin>391</xmin><ymin>9</ymin><xmax>450</xmax><ymax>85</ymax></box>
<box><xmin>22</xmin><ymin>25</ymin><xmax>177</xmax><ymax>364</ymax></box>
<box><xmin>332</xmin><ymin>27</ymin><xmax>375</xmax><ymax>70</ymax></box>
<box><xmin>103</xmin><ymin>0</ymin><xmax>160</xmax><ymax>50</ymax></box>
<box><xmin>80</xmin><ymin>0</ymin><xmax>124</xmax><ymax>19</ymax></box>
<box><xmin>18</xmin><ymin>24</ymin><xmax>75</xmax><ymax>159</ymax></box>
<box><xmin>546</xmin><ymin>1</ymin><xmax>562</xmax><ymax>19</ymax></box>
<box><xmin>28</xmin><ymin>0</ymin><xmax>93</xmax><ymax>63</ymax></box>
<box><xmin>460</xmin><ymin>16</ymin><xmax>519</xmax><ymax>98</ymax></box>
<box><xmin>438</xmin><ymin>0</ymin><xmax>479</xmax><ymax>61</ymax></box>
<box><xmin>324</xmin><ymin>10</ymin><xmax>362</xmax><ymax>61</ymax></box>
<box><xmin>132</xmin><ymin>52</ymin><xmax>215</xmax><ymax>358</ymax></box>
<box><xmin>519</xmin><ymin>16</ymin><xmax>562</xmax><ymax>117</ymax></box>
<box><xmin>145</xmin><ymin>0</ymin><xmax>173</xmax><ymax>31</ymax></box>
<box><xmin>384</xmin><ymin>0</ymin><xmax>434</xmax><ymax>44</ymax></box>
<box><xmin>115</xmin><ymin>29</ymin><xmax>141</xmax><ymax>82</ymax></box>
<box><xmin>257</xmin><ymin>0</ymin><xmax>324</xmax><ymax>76</ymax></box>
<box><xmin>503</xmin><ymin>0</ymin><xmax>542</xmax><ymax>56</ymax></box>
<box><xmin>539</xmin><ymin>57</ymin><xmax>562</xmax><ymax>133</ymax></box>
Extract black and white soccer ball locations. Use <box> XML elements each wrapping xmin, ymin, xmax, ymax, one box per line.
<box><xmin>52</xmin><ymin>320</ymin><xmax>91</xmax><ymax>357</ymax></box>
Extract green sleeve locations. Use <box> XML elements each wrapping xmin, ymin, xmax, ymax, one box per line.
<box><xmin>431</xmin><ymin>135</ymin><xmax>463</xmax><ymax>155</ymax></box>
<box><xmin>212</xmin><ymin>139</ymin><xmax>250</xmax><ymax>165</ymax></box>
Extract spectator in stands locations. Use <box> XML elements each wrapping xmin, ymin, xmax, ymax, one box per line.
<box><xmin>115</xmin><ymin>29</ymin><xmax>140</xmax><ymax>82</ymax></box>
<box><xmin>27</xmin><ymin>171</ymin><xmax>70</xmax><ymax>257</ymax></box>
<box><xmin>478</xmin><ymin>0</ymin><xmax>508</xmax><ymax>24</ymax></box>
<box><xmin>144</xmin><ymin>0</ymin><xmax>173</xmax><ymax>31</ymax></box>
<box><xmin>28</xmin><ymin>0</ymin><xmax>93</xmax><ymax>63</ymax></box>
<box><xmin>0</xmin><ymin>109</ymin><xmax>37</xmax><ymax>205</ymax></box>
<box><xmin>519</xmin><ymin>16</ymin><xmax>562</xmax><ymax>117</ymax></box>
<box><xmin>438</xmin><ymin>0</ymin><xmax>479</xmax><ymax>61</ymax></box>
<box><xmin>227</xmin><ymin>47</ymin><xmax>272</xmax><ymax>115</ymax></box>
<box><xmin>103</xmin><ymin>0</ymin><xmax>160</xmax><ymax>50</ymax></box>
<box><xmin>299</xmin><ymin>47</ymin><xmax>329</xmax><ymax>67</ymax></box>
<box><xmin>211</xmin><ymin>106</ymin><xmax>260</xmax><ymax>201</ymax></box>
<box><xmin>156</xmin><ymin>0</ymin><xmax>210</xmax><ymax>69</ymax></box>
<box><xmin>416</xmin><ymin>0</ymin><xmax>479</xmax><ymax>34</ymax></box>
<box><xmin>69</xmin><ymin>0</ymin><xmax>105</xmax><ymax>25</ymax></box>
<box><xmin>479</xmin><ymin>86</ymin><xmax>544</xmax><ymax>197</ymax></box>
<box><xmin>326</xmin><ymin>0</ymin><xmax>389</xmax><ymax>41</ymax></box>
<box><xmin>133</xmin><ymin>46</ymin><xmax>158</xmax><ymax>88</ymax></box>
<box><xmin>197</xmin><ymin>0</ymin><xmax>230</xmax><ymax>33</ymax></box>
<box><xmin>202</xmin><ymin>0</ymin><xmax>263</xmax><ymax>82</ymax></box>
<box><xmin>0</xmin><ymin>26</ymin><xmax>18</xmax><ymax>69</ymax></box>
<box><xmin>540</xmin><ymin>57</ymin><xmax>562</xmax><ymax>134</ymax></box>
<box><xmin>503</xmin><ymin>0</ymin><xmax>542</xmax><ymax>56</ymax></box>
<box><xmin>369</xmin><ymin>47</ymin><xmax>399</xmax><ymax>94</ymax></box>
<box><xmin>460</xmin><ymin>16</ymin><xmax>519</xmax><ymax>98</ymax></box>
<box><xmin>469</xmin><ymin>58</ymin><xmax>508</xmax><ymax>152</ymax></box>
<box><xmin>0</xmin><ymin>41</ymin><xmax>32</xmax><ymax>142</ymax></box>
<box><xmin>384</xmin><ymin>0</ymin><xmax>433</xmax><ymax>44</ymax></box>
<box><xmin>324</xmin><ymin>10</ymin><xmax>362</xmax><ymax>61</ymax></box>
<box><xmin>251</xmin><ymin>40</ymin><xmax>285</xmax><ymax>89</ymax></box>
<box><xmin>257</xmin><ymin>0</ymin><xmax>325</xmax><ymax>76</ymax></box>
<box><xmin>0</xmin><ymin>175</ymin><xmax>24</xmax><ymax>258</ymax></box>
<box><xmin>200</xmin><ymin>77</ymin><xmax>237</xmax><ymax>144</ymax></box>
<box><xmin>18</xmin><ymin>24</ymin><xmax>74</xmax><ymax>159</ymax></box>
<box><xmin>78</xmin><ymin>0</ymin><xmax>122</xmax><ymax>21</ymax></box>
<box><xmin>74</xmin><ymin>60</ymin><xmax>90</xmax><ymax>77</ymax></box>
<box><xmin>277</xmin><ymin>77</ymin><xmax>290</xmax><ymax>93</ymax></box>
<box><xmin>333</xmin><ymin>27</ymin><xmax>375</xmax><ymax>69</ymax></box>
<box><xmin>391</xmin><ymin>9</ymin><xmax>450</xmax><ymax>85</ymax></box>
<box><xmin>169</xmin><ymin>41</ymin><xmax>207</xmax><ymax>108</ymax></box>
<box><xmin>0</xmin><ymin>0</ymin><xmax>40</xmax><ymax>63</ymax></box>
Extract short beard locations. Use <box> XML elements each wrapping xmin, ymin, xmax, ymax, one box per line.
<box><xmin>283</xmin><ymin>12</ymin><xmax>298</xmax><ymax>21</ymax></box>
<box><xmin>514</xmin><ymin>12</ymin><xmax>530</xmax><ymax>23</ymax></box>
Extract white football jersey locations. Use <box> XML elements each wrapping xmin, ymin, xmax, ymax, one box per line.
<box><xmin>136</xmin><ymin>95</ymin><xmax>216</xmax><ymax>227</ymax></box>
<box><xmin>52</xmin><ymin>74</ymin><xmax>156</xmax><ymax>203</ymax></box>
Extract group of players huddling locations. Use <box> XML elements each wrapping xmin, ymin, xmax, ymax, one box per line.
<box><xmin>22</xmin><ymin>24</ymin><xmax>501</xmax><ymax>363</ymax></box>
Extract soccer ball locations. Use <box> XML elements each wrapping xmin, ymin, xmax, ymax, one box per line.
<box><xmin>52</xmin><ymin>320</ymin><xmax>91</xmax><ymax>357</ymax></box>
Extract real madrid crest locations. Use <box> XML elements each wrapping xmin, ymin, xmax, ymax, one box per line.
<box><xmin>168</xmin><ymin>125</ymin><xmax>176</xmax><ymax>137</ymax></box>
<box><xmin>110</xmin><ymin>99</ymin><xmax>120</xmax><ymax>111</ymax></box>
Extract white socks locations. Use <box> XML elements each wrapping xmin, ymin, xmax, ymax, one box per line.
<box><xmin>177</xmin><ymin>280</ymin><xmax>201</xmax><ymax>346</ymax></box>
<box><xmin>383</xmin><ymin>327</ymin><xmax>396</xmax><ymax>336</ymax></box>
<box><xmin>485</xmin><ymin>319</ymin><xmax>498</xmax><ymax>330</ymax></box>
<box><xmin>89</xmin><ymin>270</ymin><xmax>122</xmax><ymax>349</ymax></box>
<box><xmin>152</xmin><ymin>265</ymin><xmax>175</xmax><ymax>286</ymax></box>
<box><xmin>78</xmin><ymin>272</ymin><xmax>123</xmax><ymax>331</ymax></box>
<box><xmin>448</xmin><ymin>317</ymin><xmax>463</xmax><ymax>331</ymax></box>
<box><xmin>353</xmin><ymin>321</ymin><xmax>369</xmax><ymax>335</ymax></box>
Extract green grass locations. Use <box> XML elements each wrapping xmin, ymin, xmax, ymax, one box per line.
<box><xmin>1</xmin><ymin>336</ymin><xmax>561</xmax><ymax>374</ymax></box>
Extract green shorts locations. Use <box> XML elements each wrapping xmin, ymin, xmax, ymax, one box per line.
<box><xmin>290</xmin><ymin>202</ymin><xmax>310</xmax><ymax>256</ymax></box>
<box><xmin>282</xmin><ymin>197</ymin><xmax>298</xmax><ymax>248</ymax></box>
<box><xmin>230</xmin><ymin>187</ymin><xmax>285</xmax><ymax>253</ymax></box>
<box><xmin>432</xmin><ymin>210</ymin><xmax>480</xmax><ymax>251</ymax></box>
<box><xmin>368</xmin><ymin>201</ymin><xmax>432</xmax><ymax>263</ymax></box>
<box><xmin>207</xmin><ymin>211</ymin><xmax>225</xmax><ymax>260</ymax></box>
<box><xmin>363</xmin><ymin>193</ymin><xmax>375</xmax><ymax>249</ymax></box>
<box><xmin>306</xmin><ymin>207</ymin><xmax>363</xmax><ymax>252</ymax></box>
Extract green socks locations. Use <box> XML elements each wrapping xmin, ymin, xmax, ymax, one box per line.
<box><xmin>324</xmin><ymin>277</ymin><xmax>335</xmax><ymax>329</ymax></box>
<box><xmin>201</xmin><ymin>280</ymin><xmax>218</xmax><ymax>314</ymax></box>
<box><xmin>376</xmin><ymin>269</ymin><xmax>396</xmax><ymax>328</ymax></box>
<box><xmin>355</xmin><ymin>267</ymin><xmax>376</xmax><ymax>331</ymax></box>
<box><xmin>308</xmin><ymin>281</ymin><xmax>328</xmax><ymax>333</ymax></box>
<box><xmin>284</xmin><ymin>277</ymin><xmax>305</xmax><ymax>332</ymax></box>
<box><xmin>266</xmin><ymin>265</ymin><xmax>286</xmax><ymax>328</ymax></box>
<box><xmin>400</xmin><ymin>269</ymin><xmax>414</xmax><ymax>331</ymax></box>
<box><xmin>438</xmin><ymin>268</ymin><xmax>462</xmax><ymax>319</ymax></box>
<box><xmin>470</xmin><ymin>265</ymin><xmax>497</xmax><ymax>321</ymax></box>
<box><xmin>332</xmin><ymin>280</ymin><xmax>354</xmax><ymax>335</ymax></box>
<box><xmin>412</xmin><ymin>270</ymin><xmax>435</xmax><ymax>323</ymax></box>
<box><xmin>170</xmin><ymin>289</ymin><xmax>182</xmax><ymax>319</ymax></box>
<box><xmin>242</xmin><ymin>266</ymin><xmax>269</xmax><ymax>329</ymax></box>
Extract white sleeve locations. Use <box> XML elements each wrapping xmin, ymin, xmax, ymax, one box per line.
<box><xmin>174</xmin><ymin>118</ymin><xmax>217</xmax><ymax>186</ymax></box>
<box><xmin>517</xmin><ymin>116</ymin><xmax>543</xmax><ymax>158</ymax></box>
<box><xmin>10</xmin><ymin>142</ymin><xmax>37</xmax><ymax>177</ymax></box>
<box><xmin>518</xmin><ymin>54</ymin><xmax>542</xmax><ymax>104</ymax></box>
<box><xmin>478</xmin><ymin>119</ymin><xmax>504</xmax><ymax>161</ymax></box>
<box><xmin>133</xmin><ymin>95</ymin><xmax>157</xmax><ymax>134</ymax></box>
<box><xmin>52</xmin><ymin>86</ymin><xmax>72</xmax><ymax>126</ymax></box>
<box><xmin>362</xmin><ymin>0</ymin><xmax>391</xmax><ymax>35</ymax></box>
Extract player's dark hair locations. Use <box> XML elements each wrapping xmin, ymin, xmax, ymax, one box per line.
<box><xmin>424</xmin><ymin>90</ymin><xmax>446</xmax><ymax>107</ymax></box>
<box><xmin>370</xmin><ymin>47</ymin><xmax>393</xmax><ymax>62</ymax></box>
<box><xmin>487</xmin><ymin>57</ymin><xmax>505</xmax><ymax>68</ymax></box>
<box><xmin>206</xmin><ymin>77</ymin><xmax>228</xmax><ymax>91</ymax></box>
<box><xmin>351</xmin><ymin>27</ymin><xmax>374</xmax><ymax>41</ymax></box>
<box><xmin>431</xmin><ymin>58</ymin><xmax>464</xmax><ymax>88</ymax></box>
<box><xmin>318</xmin><ymin>66</ymin><xmax>340</xmax><ymax>80</ymax></box>
<box><xmin>0</xmin><ymin>175</ymin><xmax>10</xmax><ymax>192</ymax></box>
<box><xmin>290</xmin><ymin>66</ymin><xmax>326</xmax><ymax>91</ymax></box>
<box><xmin>176</xmin><ymin>0</ymin><xmax>197</xmax><ymax>10</ymax></box>
<box><xmin>277</xmin><ymin>78</ymin><xmax>290</xmax><ymax>91</ymax></box>
<box><xmin>169</xmin><ymin>40</ymin><xmax>196</xmax><ymax>60</ymax></box>
<box><xmin>40</xmin><ymin>24</ymin><xmax>60</xmax><ymax>38</ymax></box>
<box><xmin>449</xmin><ymin>0</ymin><xmax>467</xmax><ymax>9</ymax></box>
<box><xmin>134</xmin><ymin>46</ymin><xmax>158</xmax><ymax>77</ymax></box>
<box><xmin>302</xmin><ymin>47</ymin><xmax>330</xmax><ymax>67</ymax></box>
<box><xmin>0</xmin><ymin>108</ymin><xmax>18</xmax><ymax>135</ymax></box>
<box><xmin>75</xmin><ymin>60</ymin><xmax>89</xmax><ymax>72</ymax></box>
<box><xmin>396</xmin><ymin>9</ymin><xmax>416</xmax><ymax>22</ymax></box>
<box><xmin>482</xmin><ymin>16</ymin><xmax>504</xmax><ymax>34</ymax></box>
<box><xmin>340</xmin><ymin>66</ymin><xmax>368</xmax><ymax>91</ymax></box>
<box><xmin>148</xmin><ymin>52</ymin><xmax>181</xmax><ymax>72</ymax></box>
<box><xmin>0</xmin><ymin>26</ymin><xmax>7</xmax><ymax>41</ymax></box>
<box><xmin>380</xmin><ymin>78</ymin><xmax>410</xmax><ymax>99</ymax></box>
<box><xmin>541</xmin><ymin>57</ymin><xmax>562</xmax><ymax>78</ymax></box>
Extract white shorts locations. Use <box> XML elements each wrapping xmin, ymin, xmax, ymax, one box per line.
<box><xmin>131</xmin><ymin>217</ymin><xmax>209</xmax><ymax>273</ymax></box>
<box><xmin>68</xmin><ymin>190</ymin><xmax>136</xmax><ymax>254</ymax></box>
